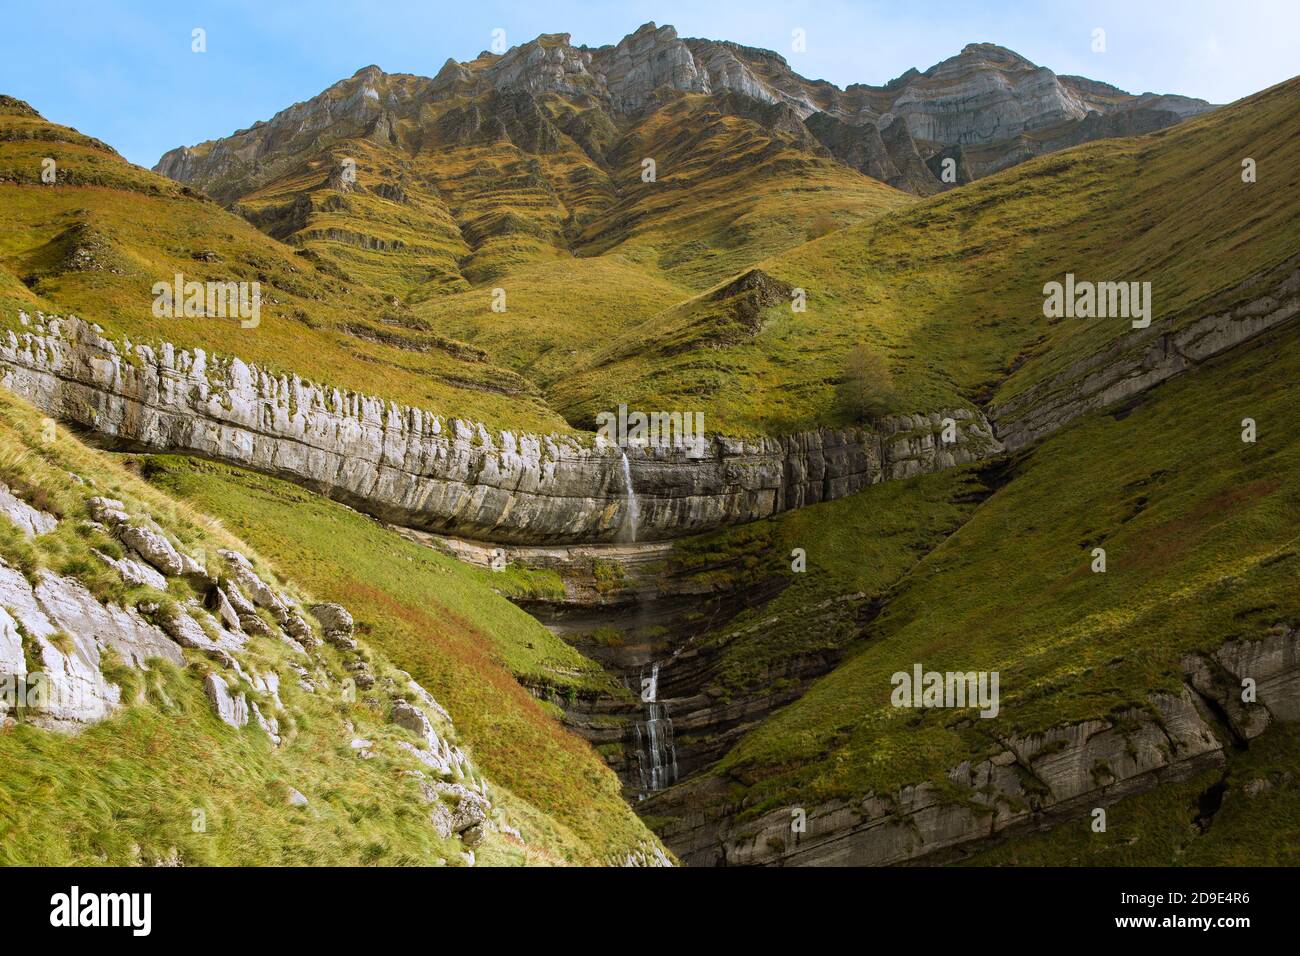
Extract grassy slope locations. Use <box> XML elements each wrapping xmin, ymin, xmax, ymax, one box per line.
<box><xmin>136</xmin><ymin>454</ymin><xmax>654</xmax><ymax>862</ymax></box>
<box><xmin>146</xmin><ymin>77</ymin><xmax>909</xmax><ymax>417</ymax></box>
<box><xmin>567</xmin><ymin>95</ymin><xmax>910</xmax><ymax>291</ymax></box>
<box><xmin>425</xmin><ymin>253</ymin><xmax>693</xmax><ymax>384</ymax></box>
<box><xmin>679</xmin><ymin>319</ymin><xmax>1297</xmax><ymax>826</ymax></box>
<box><xmin>433</xmin><ymin>93</ymin><xmax>909</xmax><ymax>418</ymax></box>
<box><xmin>0</xmin><ymin>388</ymin><xmax>652</xmax><ymax>864</ymax></box>
<box><xmin>2</xmin><ymin>86</ymin><xmax>909</xmax><ymax>437</ymax></box>
<box><xmin>9</xmin><ymin>79</ymin><xmax>1295</xmax><ymax>441</ymax></box>
<box><xmin>664</xmin><ymin>465</ymin><xmax>990</xmax><ymax>698</ymax></box>
<box><xmin>0</xmin><ymin>98</ymin><xmax>568</xmax><ymax>433</ymax></box>
<box><xmin>555</xmin><ymin>76</ymin><xmax>1300</xmax><ymax>436</ymax></box>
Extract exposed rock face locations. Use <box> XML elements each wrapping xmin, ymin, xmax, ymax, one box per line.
<box><xmin>804</xmin><ymin>113</ymin><xmax>908</xmax><ymax>190</ymax></box>
<box><xmin>89</xmin><ymin>497</ymin><xmax>204</xmax><ymax>577</ymax></box>
<box><xmin>0</xmin><ymin>559</ymin><xmax>180</xmax><ymax>730</ymax></box>
<box><xmin>0</xmin><ymin>482</ymin><xmax>57</xmax><ymax>538</ymax></box>
<box><xmin>219</xmin><ymin>549</ymin><xmax>317</xmax><ymax>649</ymax></box>
<box><xmin>204</xmin><ymin>672</ymin><xmax>249</xmax><ymax>729</ymax></box>
<box><xmin>650</xmin><ymin>625</ymin><xmax>1300</xmax><ymax>866</ymax></box>
<box><xmin>0</xmin><ymin>314</ymin><xmax>1001</xmax><ymax>544</ymax></box>
<box><xmin>93</xmin><ymin>548</ymin><xmax>167</xmax><ymax>590</ymax></box>
<box><xmin>0</xmin><ymin>423</ymin><xmax>609</xmax><ymax>859</ymax></box>
<box><xmin>153</xmin><ymin>25</ymin><xmax>1213</xmax><ymax>199</ymax></box>
<box><xmin>309</xmin><ymin>603</ymin><xmax>356</xmax><ymax>650</ymax></box>
<box><xmin>393</xmin><ymin>704</ymin><xmax>475</xmax><ymax>779</ymax></box>
<box><xmin>622</xmin><ymin>843</ymin><xmax>675</xmax><ymax>867</ymax></box>
<box><xmin>991</xmin><ymin>263</ymin><xmax>1300</xmax><ymax>451</ymax></box>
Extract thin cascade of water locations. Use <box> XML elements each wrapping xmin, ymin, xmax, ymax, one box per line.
<box><xmin>619</xmin><ymin>451</ymin><xmax>639</xmax><ymax>542</ymax></box>
<box><xmin>634</xmin><ymin>661</ymin><xmax>678</xmax><ymax>795</ymax></box>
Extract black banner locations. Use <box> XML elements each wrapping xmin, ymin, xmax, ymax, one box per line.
<box><xmin>0</xmin><ymin>866</ymin><xmax>1278</xmax><ymax>942</ymax></box>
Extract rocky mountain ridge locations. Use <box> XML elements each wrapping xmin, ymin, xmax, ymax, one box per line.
<box><xmin>154</xmin><ymin>22</ymin><xmax>1214</xmax><ymax>199</ymax></box>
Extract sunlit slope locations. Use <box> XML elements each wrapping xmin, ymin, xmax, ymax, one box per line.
<box><xmin>153</xmin><ymin>70</ymin><xmax>908</xmax><ymax>388</ymax></box>
<box><xmin>230</xmin><ymin>138</ymin><xmax>474</xmax><ymax>296</ymax></box>
<box><xmin>0</xmin><ymin>96</ymin><xmax>567</xmax><ymax>433</ymax></box>
<box><xmin>418</xmin><ymin>254</ymin><xmax>693</xmax><ymax>383</ymax></box>
<box><xmin>138</xmin><ymin>454</ymin><xmax>657</xmax><ymax>863</ymax></box>
<box><xmin>668</xmin><ymin>318</ymin><xmax>1297</xmax><ymax>828</ymax></box>
<box><xmin>555</xmin><ymin>76</ymin><xmax>1300</xmax><ymax>436</ymax></box>
<box><xmin>566</xmin><ymin>95</ymin><xmax>911</xmax><ymax>289</ymax></box>
<box><xmin>0</xmin><ymin>388</ymin><xmax>659</xmax><ymax>865</ymax></box>
<box><xmin>405</xmin><ymin>95</ymin><xmax>906</xmax><ymax>386</ymax></box>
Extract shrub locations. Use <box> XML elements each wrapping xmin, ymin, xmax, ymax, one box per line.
<box><xmin>835</xmin><ymin>344</ymin><xmax>896</xmax><ymax>421</ymax></box>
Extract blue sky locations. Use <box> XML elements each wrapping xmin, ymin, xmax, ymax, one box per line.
<box><xmin>2</xmin><ymin>0</ymin><xmax>1297</xmax><ymax>168</ymax></box>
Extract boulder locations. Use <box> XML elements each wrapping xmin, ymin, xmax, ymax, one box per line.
<box><xmin>92</xmin><ymin>549</ymin><xmax>167</xmax><ymax>590</ymax></box>
<box><xmin>0</xmin><ymin>482</ymin><xmax>57</xmax><ymax>538</ymax></box>
<box><xmin>431</xmin><ymin>781</ymin><xmax>490</xmax><ymax>833</ymax></box>
<box><xmin>309</xmin><ymin>603</ymin><xmax>355</xmax><ymax>649</ymax></box>
<box><xmin>204</xmin><ymin>672</ymin><xmax>249</xmax><ymax>729</ymax></box>
<box><xmin>390</xmin><ymin>698</ymin><xmax>435</xmax><ymax>741</ymax></box>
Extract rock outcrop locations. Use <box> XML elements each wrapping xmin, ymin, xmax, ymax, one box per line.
<box><xmin>204</xmin><ymin>672</ymin><xmax>249</xmax><ymax>729</ymax></box>
<box><xmin>0</xmin><ymin>482</ymin><xmax>57</xmax><ymax>538</ymax></box>
<box><xmin>650</xmin><ymin>624</ymin><xmax>1300</xmax><ymax>866</ymax></box>
<box><xmin>0</xmin><ymin>313</ymin><xmax>1001</xmax><ymax>544</ymax></box>
<box><xmin>0</xmin><ymin>478</ymin><xmax>530</xmax><ymax>862</ymax></box>
<box><xmin>0</xmin><ymin>559</ymin><xmax>178</xmax><ymax>729</ymax></box>
<box><xmin>991</xmin><ymin>262</ymin><xmax>1300</xmax><ymax>451</ymax></box>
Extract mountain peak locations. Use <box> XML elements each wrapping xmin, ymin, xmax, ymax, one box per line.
<box><xmin>151</xmin><ymin>25</ymin><xmax>1215</xmax><ymax>202</ymax></box>
<box><xmin>935</xmin><ymin>42</ymin><xmax>1041</xmax><ymax>74</ymax></box>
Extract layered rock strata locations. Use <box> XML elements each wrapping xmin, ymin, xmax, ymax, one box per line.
<box><xmin>991</xmin><ymin>262</ymin><xmax>1300</xmax><ymax>451</ymax></box>
<box><xmin>650</xmin><ymin>625</ymin><xmax>1300</xmax><ymax>866</ymax></box>
<box><xmin>0</xmin><ymin>314</ymin><xmax>1001</xmax><ymax>544</ymax></box>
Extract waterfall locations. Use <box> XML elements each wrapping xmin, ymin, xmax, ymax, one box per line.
<box><xmin>633</xmin><ymin>661</ymin><xmax>678</xmax><ymax>795</ymax></box>
<box><xmin>613</xmin><ymin>451</ymin><xmax>674</xmax><ymax>794</ymax></box>
<box><xmin>619</xmin><ymin>451</ymin><xmax>639</xmax><ymax>543</ymax></box>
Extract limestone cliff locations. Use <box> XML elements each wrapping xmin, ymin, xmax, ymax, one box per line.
<box><xmin>0</xmin><ymin>313</ymin><xmax>1001</xmax><ymax>544</ymax></box>
<box><xmin>991</xmin><ymin>262</ymin><xmax>1300</xmax><ymax>451</ymax></box>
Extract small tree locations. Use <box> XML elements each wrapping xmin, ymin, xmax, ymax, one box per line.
<box><xmin>836</xmin><ymin>345</ymin><xmax>896</xmax><ymax>421</ymax></box>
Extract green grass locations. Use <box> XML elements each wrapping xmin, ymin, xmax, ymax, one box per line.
<box><xmin>0</xmin><ymin>388</ymin><xmax>659</xmax><ymax>864</ymax></box>
<box><xmin>0</xmin><ymin>658</ymin><xmax>471</xmax><ymax>866</ymax></box>
<box><xmin>13</xmin><ymin>77</ymin><xmax>1294</xmax><ymax>444</ymax></box>
<box><xmin>0</xmin><ymin>98</ymin><xmax>570</xmax><ymax>434</ymax></box>
<box><xmin>554</xmin><ymin>77</ymin><xmax>1300</xmax><ymax>436</ymax></box>
<box><xmin>702</xmin><ymin>319</ymin><xmax>1298</xmax><ymax>821</ymax></box>
<box><xmin>665</xmin><ymin>464</ymin><xmax>990</xmax><ymax>696</ymax></box>
<box><xmin>137</xmin><ymin>455</ymin><xmax>610</xmax><ymax>696</ymax></box>
<box><xmin>136</xmin><ymin>454</ymin><xmax>654</xmax><ymax>863</ymax></box>
<box><xmin>0</xmin><ymin>392</ymin><xmax>471</xmax><ymax>864</ymax></box>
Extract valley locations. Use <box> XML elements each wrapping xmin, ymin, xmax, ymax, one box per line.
<box><xmin>0</xmin><ymin>18</ymin><xmax>1296</xmax><ymax>870</ymax></box>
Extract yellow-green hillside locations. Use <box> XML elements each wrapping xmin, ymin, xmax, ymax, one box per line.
<box><xmin>664</xmin><ymin>317</ymin><xmax>1297</xmax><ymax>828</ymax></box>
<box><xmin>553</xmin><ymin>76</ymin><xmax>1300</xmax><ymax>436</ymax></box>
<box><xmin>0</xmin><ymin>96</ymin><xmax>568</xmax><ymax>433</ymax></box>
<box><xmin>0</xmin><ymin>387</ymin><xmax>660</xmax><ymax>865</ymax></box>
